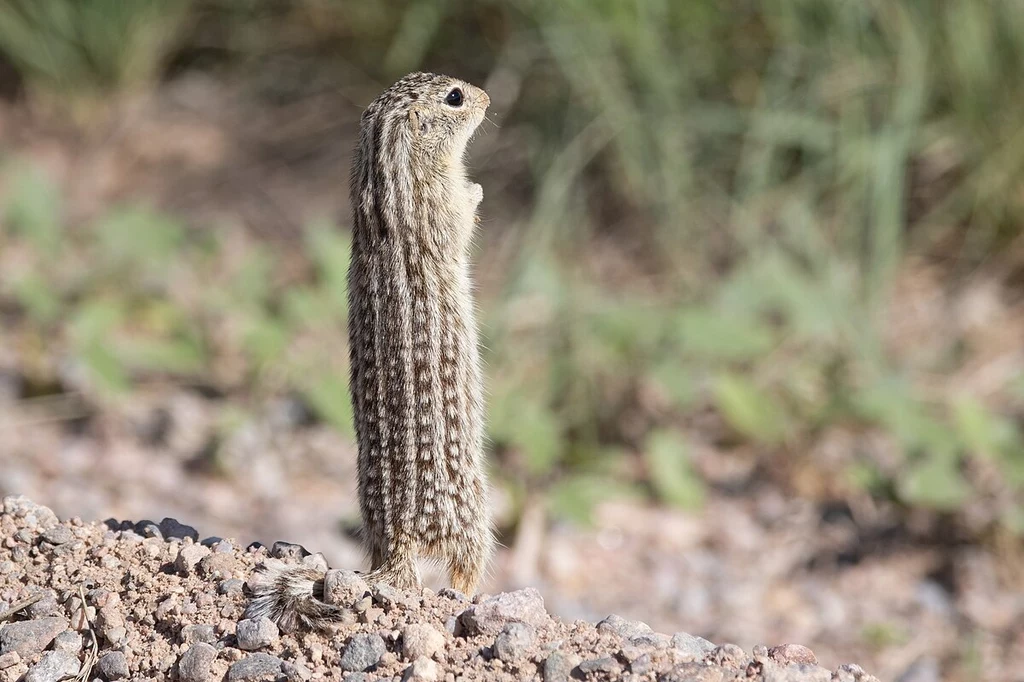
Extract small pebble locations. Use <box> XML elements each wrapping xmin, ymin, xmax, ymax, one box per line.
<box><xmin>98</xmin><ymin>651</ymin><xmax>130</xmax><ymax>680</ymax></box>
<box><xmin>174</xmin><ymin>544</ymin><xmax>211</xmax><ymax>573</ymax></box>
<box><xmin>403</xmin><ymin>656</ymin><xmax>439</xmax><ymax>682</ymax></box>
<box><xmin>597</xmin><ymin>614</ymin><xmax>652</xmax><ymax>639</ymax></box>
<box><xmin>219</xmin><ymin>579</ymin><xmax>245</xmax><ymax>595</ymax></box>
<box><xmin>236</xmin><ymin>617</ymin><xmax>279</xmax><ymax>650</ymax></box>
<box><xmin>270</xmin><ymin>541</ymin><xmax>309</xmax><ymax>560</ymax></box>
<box><xmin>227</xmin><ymin>653</ymin><xmax>284</xmax><ymax>681</ymax></box>
<box><xmin>0</xmin><ymin>617</ymin><xmax>69</xmax><ymax>657</ymax></box>
<box><xmin>543</xmin><ymin>651</ymin><xmax>581</xmax><ymax>682</ymax></box>
<box><xmin>24</xmin><ymin>650</ymin><xmax>80</xmax><ymax>682</ymax></box>
<box><xmin>324</xmin><ymin>570</ymin><xmax>370</xmax><ymax>607</ymax></box>
<box><xmin>178</xmin><ymin>642</ymin><xmax>218</xmax><ymax>682</ymax></box>
<box><xmin>493</xmin><ymin>622</ymin><xmax>535</xmax><ymax>662</ymax></box>
<box><xmin>459</xmin><ymin>588</ymin><xmax>548</xmax><ymax>636</ymax></box>
<box><xmin>160</xmin><ymin>518</ymin><xmax>200</xmax><ymax>541</ymax></box>
<box><xmin>340</xmin><ymin>633</ymin><xmax>387</xmax><ymax>672</ymax></box>
<box><xmin>39</xmin><ymin>526</ymin><xmax>73</xmax><ymax>546</ymax></box>
<box><xmin>52</xmin><ymin>630</ymin><xmax>82</xmax><ymax>654</ymax></box>
<box><xmin>577</xmin><ymin>656</ymin><xmax>621</xmax><ymax>675</ymax></box>
<box><xmin>769</xmin><ymin>643</ymin><xmax>818</xmax><ymax>666</ymax></box>
<box><xmin>181</xmin><ymin>624</ymin><xmax>218</xmax><ymax>646</ymax></box>
<box><xmin>401</xmin><ymin>623</ymin><xmax>446</xmax><ymax>661</ymax></box>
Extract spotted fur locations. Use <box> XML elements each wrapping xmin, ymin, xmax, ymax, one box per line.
<box><xmin>246</xmin><ymin>72</ymin><xmax>493</xmax><ymax>630</ymax></box>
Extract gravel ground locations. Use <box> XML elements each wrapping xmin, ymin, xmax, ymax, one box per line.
<box><xmin>0</xmin><ymin>495</ymin><xmax>879</xmax><ymax>682</ymax></box>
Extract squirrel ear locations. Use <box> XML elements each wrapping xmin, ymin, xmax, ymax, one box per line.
<box><xmin>408</xmin><ymin>107</ymin><xmax>431</xmax><ymax>135</ymax></box>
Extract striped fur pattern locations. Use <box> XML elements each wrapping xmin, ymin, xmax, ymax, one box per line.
<box><xmin>246</xmin><ymin>72</ymin><xmax>493</xmax><ymax>630</ymax></box>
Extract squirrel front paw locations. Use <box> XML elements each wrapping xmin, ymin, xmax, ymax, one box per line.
<box><xmin>468</xmin><ymin>182</ymin><xmax>483</xmax><ymax>208</ymax></box>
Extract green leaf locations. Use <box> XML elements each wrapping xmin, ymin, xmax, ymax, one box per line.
<box><xmin>852</xmin><ymin>380</ymin><xmax>957</xmax><ymax>457</ymax></box>
<box><xmin>490</xmin><ymin>393</ymin><xmax>562</xmax><ymax>476</ymax></box>
<box><xmin>94</xmin><ymin>206</ymin><xmax>185</xmax><ymax>269</ymax></box>
<box><xmin>5</xmin><ymin>163</ymin><xmax>62</xmax><ymax>254</ymax></box>
<box><xmin>712</xmin><ymin>373</ymin><xmax>788</xmax><ymax>445</ymax></box>
<box><xmin>676</xmin><ymin>307</ymin><xmax>775</xmax><ymax>361</ymax></box>
<box><xmin>648</xmin><ymin>360</ymin><xmax>697</xmax><ymax>409</ymax></box>
<box><xmin>301</xmin><ymin>372</ymin><xmax>354</xmax><ymax>437</ymax></box>
<box><xmin>953</xmin><ymin>397</ymin><xmax>1021</xmax><ymax>459</ymax></box>
<box><xmin>69</xmin><ymin>299</ymin><xmax>124</xmax><ymax>343</ymax></box>
<box><xmin>547</xmin><ymin>474</ymin><xmax>641</xmax><ymax>525</ymax></box>
<box><xmin>282</xmin><ymin>286</ymin><xmax>338</xmax><ymax>329</ymax></box>
<box><xmin>80</xmin><ymin>341</ymin><xmax>129</xmax><ymax>394</ymax></box>
<box><xmin>242</xmin><ymin>314</ymin><xmax>290</xmax><ymax>367</ymax></box>
<box><xmin>118</xmin><ymin>336</ymin><xmax>205</xmax><ymax>375</ymax></box>
<box><xmin>645</xmin><ymin>429</ymin><xmax>704</xmax><ymax>508</ymax></box>
<box><xmin>11</xmin><ymin>273</ymin><xmax>62</xmax><ymax>323</ymax></box>
<box><xmin>899</xmin><ymin>456</ymin><xmax>970</xmax><ymax>510</ymax></box>
<box><xmin>306</xmin><ymin>222</ymin><xmax>351</xmax><ymax>312</ymax></box>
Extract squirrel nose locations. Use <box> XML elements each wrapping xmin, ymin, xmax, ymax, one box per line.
<box><xmin>479</xmin><ymin>90</ymin><xmax>490</xmax><ymax>108</ymax></box>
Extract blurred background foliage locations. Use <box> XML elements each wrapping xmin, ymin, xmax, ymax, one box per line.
<box><xmin>0</xmin><ymin>0</ymin><xmax>1023</xmax><ymax>539</ymax></box>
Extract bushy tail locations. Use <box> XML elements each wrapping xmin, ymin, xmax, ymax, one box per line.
<box><xmin>244</xmin><ymin>560</ymin><xmax>341</xmax><ymax>632</ymax></box>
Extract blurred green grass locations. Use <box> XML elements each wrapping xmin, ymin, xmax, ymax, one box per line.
<box><xmin>0</xmin><ymin>0</ymin><xmax>1023</xmax><ymax>533</ymax></box>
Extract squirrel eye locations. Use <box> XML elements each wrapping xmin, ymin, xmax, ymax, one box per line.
<box><xmin>445</xmin><ymin>88</ymin><xmax>463</xmax><ymax>107</ymax></box>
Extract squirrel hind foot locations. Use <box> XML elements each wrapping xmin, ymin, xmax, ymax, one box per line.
<box><xmin>244</xmin><ymin>559</ymin><xmax>340</xmax><ymax>632</ymax></box>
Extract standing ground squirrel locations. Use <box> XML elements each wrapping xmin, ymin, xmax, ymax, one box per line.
<box><xmin>245</xmin><ymin>72</ymin><xmax>493</xmax><ymax>630</ymax></box>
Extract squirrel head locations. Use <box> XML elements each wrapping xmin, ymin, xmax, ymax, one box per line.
<box><xmin>364</xmin><ymin>72</ymin><xmax>489</xmax><ymax>172</ymax></box>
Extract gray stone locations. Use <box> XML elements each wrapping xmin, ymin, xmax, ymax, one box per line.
<box><xmin>768</xmin><ymin>644</ymin><xmax>817</xmax><ymax>666</ymax></box>
<box><xmin>543</xmin><ymin>651</ymin><xmax>581</xmax><ymax>682</ymax></box>
<box><xmin>762</xmin><ymin>663</ymin><xmax>832</xmax><ymax>682</ymax></box>
<box><xmin>459</xmin><ymin>588</ymin><xmax>548</xmax><ymax>636</ymax></box>
<box><xmin>302</xmin><ymin>553</ymin><xmax>329</xmax><ymax>570</ymax></box>
<box><xmin>0</xmin><ymin>617</ymin><xmax>69</xmax><ymax>657</ymax></box>
<box><xmin>174</xmin><ymin>543</ymin><xmax>211</xmax><ymax>573</ymax></box>
<box><xmin>227</xmin><ymin>653</ymin><xmax>283</xmax><ymax>681</ymax></box>
<box><xmin>403</xmin><ymin>656</ymin><xmax>439</xmax><ymax>681</ymax></box>
<box><xmin>324</xmin><ymin>570</ymin><xmax>370</xmax><ymax>607</ymax></box>
<box><xmin>236</xmin><ymin>617</ymin><xmax>279</xmax><ymax>650</ymax></box>
<box><xmin>2</xmin><ymin>496</ymin><xmax>59</xmax><ymax>529</ymax></box>
<box><xmin>134</xmin><ymin>520</ymin><xmax>163</xmax><ymax>538</ymax></box>
<box><xmin>181</xmin><ymin>624</ymin><xmax>218</xmax><ymax>646</ymax></box>
<box><xmin>629</xmin><ymin>652</ymin><xmax>653</xmax><ymax>675</ymax></box>
<box><xmin>833</xmin><ymin>663</ymin><xmax>879</xmax><ymax>682</ymax></box>
<box><xmin>401</xmin><ymin>624</ymin><xmax>446</xmax><ymax>661</ymax></box>
<box><xmin>52</xmin><ymin>630</ymin><xmax>82</xmax><ymax>653</ymax></box>
<box><xmin>39</xmin><ymin>526</ymin><xmax>73</xmax><ymax>546</ymax></box>
<box><xmin>578</xmin><ymin>656</ymin><xmax>621</xmax><ymax>675</ymax></box>
<box><xmin>0</xmin><ymin>651</ymin><xmax>20</xmax><ymax>669</ymax></box>
<box><xmin>493</xmin><ymin>622</ymin><xmax>535</xmax><ymax>662</ymax></box>
<box><xmin>219</xmin><ymin>579</ymin><xmax>245</xmax><ymax>595</ymax></box>
<box><xmin>160</xmin><ymin>518</ymin><xmax>199</xmax><ymax>541</ymax></box>
<box><xmin>437</xmin><ymin>588</ymin><xmax>468</xmax><ymax>602</ymax></box>
<box><xmin>340</xmin><ymin>633</ymin><xmax>387</xmax><ymax>672</ymax></box>
<box><xmin>270</xmin><ymin>541</ymin><xmax>309</xmax><ymax>560</ymax></box>
<box><xmin>372</xmin><ymin>584</ymin><xmax>417</xmax><ymax>611</ymax></box>
<box><xmin>708</xmin><ymin>643</ymin><xmax>746</xmax><ymax>666</ymax></box>
<box><xmin>343</xmin><ymin>674</ymin><xmax>370</xmax><ymax>682</ymax></box>
<box><xmin>98</xmin><ymin>651</ymin><xmax>129</xmax><ymax>680</ymax></box>
<box><xmin>282</xmin><ymin>660</ymin><xmax>312</xmax><ymax>682</ymax></box>
<box><xmin>671</xmin><ymin>632</ymin><xmax>716</xmax><ymax>658</ymax></box>
<box><xmin>659</xmin><ymin>662</ymin><xmax>728</xmax><ymax>682</ymax></box>
<box><xmin>178</xmin><ymin>642</ymin><xmax>218</xmax><ymax>682</ymax></box>
<box><xmin>597</xmin><ymin>614</ymin><xmax>653</xmax><ymax>639</ymax></box>
<box><xmin>24</xmin><ymin>650</ymin><xmax>80</xmax><ymax>682</ymax></box>
<box><xmin>630</xmin><ymin>633</ymin><xmax>671</xmax><ymax>649</ymax></box>
<box><xmin>26</xmin><ymin>591</ymin><xmax>58</xmax><ymax>618</ymax></box>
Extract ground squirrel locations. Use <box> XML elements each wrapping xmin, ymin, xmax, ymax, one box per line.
<box><xmin>246</xmin><ymin>72</ymin><xmax>493</xmax><ymax>630</ymax></box>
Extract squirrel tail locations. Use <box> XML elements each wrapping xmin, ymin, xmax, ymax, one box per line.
<box><xmin>244</xmin><ymin>559</ymin><xmax>341</xmax><ymax>632</ymax></box>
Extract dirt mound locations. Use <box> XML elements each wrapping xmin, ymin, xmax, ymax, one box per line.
<box><xmin>0</xmin><ymin>496</ymin><xmax>876</xmax><ymax>681</ymax></box>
